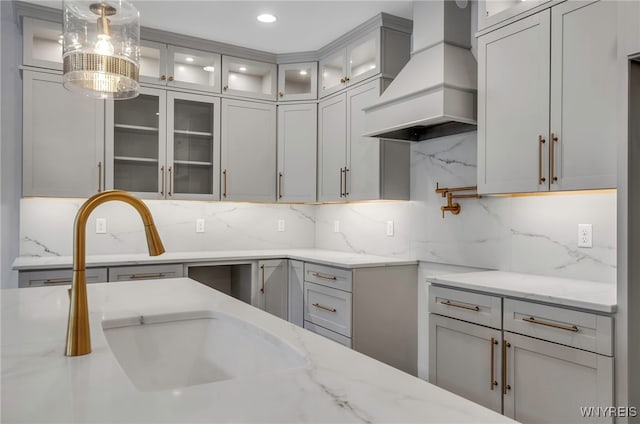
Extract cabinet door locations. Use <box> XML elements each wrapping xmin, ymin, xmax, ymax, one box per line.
<box><xmin>106</xmin><ymin>86</ymin><xmax>167</xmax><ymax>199</ymax></box>
<box><xmin>318</xmin><ymin>93</ymin><xmax>347</xmax><ymax>202</ymax></box>
<box><xmin>319</xmin><ymin>49</ymin><xmax>347</xmax><ymax>98</ymax></box>
<box><xmin>277</xmin><ymin>62</ymin><xmax>318</xmax><ymax>101</ymax></box>
<box><xmin>504</xmin><ymin>332</ymin><xmax>614</xmax><ymax>423</ymax></box>
<box><xmin>23</xmin><ymin>71</ymin><xmax>105</xmax><ymax>197</ymax></box>
<box><xmin>259</xmin><ymin>259</ymin><xmax>288</xmax><ymax>320</ymax></box>
<box><xmin>22</xmin><ymin>17</ymin><xmax>63</xmax><ymax>70</ymax></box>
<box><xmin>477</xmin><ymin>10</ymin><xmax>551</xmax><ymax>194</ymax></box>
<box><xmin>429</xmin><ymin>314</ymin><xmax>503</xmax><ymax>413</ymax></box>
<box><xmin>167</xmin><ymin>46</ymin><xmax>221</xmax><ymax>93</ymax></box>
<box><xmin>288</xmin><ymin>260</ymin><xmax>304</xmax><ymax>327</ymax></box>
<box><xmin>346</xmin><ymin>31</ymin><xmax>380</xmax><ymax>86</ymax></box>
<box><xmin>346</xmin><ymin>79</ymin><xmax>381</xmax><ymax>200</ymax></box>
<box><xmin>222</xmin><ymin>56</ymin><xmax>277</xmax><ymax>101</ymax></box>
<box><xmin>221</xmin><ymin>99</ymin><xmax>276</xmax><ymax>202</ymax></box>
<box><xmin>139</xmin><ymin>40</ymin><xmax>168</xmax><ymax>85</ymax></box>
<box><xmin>277</xmin><ymin>103</ymin><xmax>317</xmax><ymax>202</ymax></box>
<box><xmin>167</xmin><ymin>92</ymin><xmax>220</xmax><ymax>200</ymax></box>
<box><xmin>550</xmin><ymin>0</ymin><xmax>617</xmax><ymax>190</ymax></box>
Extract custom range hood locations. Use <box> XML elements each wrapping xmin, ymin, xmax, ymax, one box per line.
<box><xmin>363</xmin><ymin>1</ymin><xmax>477</xmax><ymax>141</ymax></box>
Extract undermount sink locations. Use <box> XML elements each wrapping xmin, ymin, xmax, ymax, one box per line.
<box><xmin>102</xmin><ymin>310</ymin><xmax>307</xmax><ymax>392</ymax></box>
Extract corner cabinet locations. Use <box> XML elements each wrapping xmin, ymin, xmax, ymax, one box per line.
<box><xmin>221</xmin><ymin>99</ymin><xmax>276</xmax><ymax>202</ymax></box>
<box><xmin>277</xmin><ymin>62</ymin><xmax>318</xmax><ymax>101</ymax></box>
<box><xmin>318</xmin><ymin>78</ymin><xmax>410</xmax><ymax>202</ymax></box>
<box><xmin>23</xmin><ymin>70</ymin><xmax>105</xmax><ymax>197</ymax></box>
<box><xmin>222</xmin><ymin>56</ymin><xmax>277</xmax><ymax>101</ymax></box>
<box><xmin>106</xmin><ymin>87</ymin><xmax>221</xmax><ymax>200</ymax></box>
<box><xmin>478</xmin><ymin>0</ymin><xmax>617</xmax><ymax>194</ymax></box>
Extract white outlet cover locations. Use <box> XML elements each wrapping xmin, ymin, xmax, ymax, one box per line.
<box><xmin>96</xmin><ymin>218</ymin><xmax>107</xmax><ymax>234</ymax></box>
<box><xmin>277</xmin><ymin>219</ymin><xmax>285</xmax><ymax>232</ymax></box>
<box><xmin>333</xmin><ymin>221</ymin><xmax>340</xmax><ymax>233</ymax></box>
<box><xmin>578</xmin><ymin>224</ymin><xmax>593</xmax><ymax>248</ymax></box>
<box><xmin>386</xmin><ymin>220</ymin><xmax>394</xmax><ymax>237</ymax></box>
<box><xmin>196</xmin><ymin>219</ymin><xmax>205</xmax><ymax>233</ymax></box>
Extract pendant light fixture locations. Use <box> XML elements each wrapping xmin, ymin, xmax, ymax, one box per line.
<box><xmin>62</xmin><ymin>0</ymin><xmax>140</xmax><ymax>99</ymax></box>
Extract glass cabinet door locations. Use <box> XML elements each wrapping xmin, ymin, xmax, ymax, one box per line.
<box><xmin>347</xmin><ymin>31</ymin><xmax>380</xmax><ymax>85</ymax></box>
<box><xmin>277</xmin><ymin>62</ymin><xmax>318</xmax><ymax>101</ymax></box>
<box><xmin>139</xmin><ymin>40</ymin><xmax>168</xmax><ymax>85</ymax></box>
<box><xmin>168</xmin><ymin>46</ymin><xmax>221</xmax><ymax>93</ymax></box>
<box><xmin>23</xmin><ymin>17</ymin><xmax>63</xmax><ymax>70</ymax></box>
<box><xmin>479</xmin><ymin>0</ymin><xmax>551</xmax><ymax>31</ymax></box>
<box><xmin>319</xmin><ymin>49</ymin><xmax>347</xmax><ymax>98</ymax></box>
<box><xmin>167</xmin><ymin>92</ymin><xmax>220</xmax><ymax>200</ymax></box>
<box><xmin>222</xmin><ymin>56</ymin><xmax>277</xmax><ymax>101</ymax></box>
<box><xmin>107</xmin><ymin>87</ymin><xmax>166</xmax><ymax>199</ymax></box>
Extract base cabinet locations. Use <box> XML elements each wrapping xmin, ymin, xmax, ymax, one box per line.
<box><xmin>258</xmin><ymin>259</ymin><xmax>288</xmax><ymax>320</ymax></box>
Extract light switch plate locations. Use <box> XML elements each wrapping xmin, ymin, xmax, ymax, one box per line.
<box><xmin>333</xmin><ymin>221</ymin><xmax>340</xmax><ymax>233</ymax></box>
<box><xmin>196</xmin><ymin>219</ymin><xmax>205</xmax><ymax>233</ymax></box>
<box><xmin>95</xmin><ymin>218</ymin><xmax>107</xmax><ymax>234</ymax></box>
<box><xmin>578</xmin><ymin>224</ymin><xmax>592</xmax><ymax>248</ymax></box>
<box><xmin>277</xmin><ymin>219</ymin><xmax>285</xmax><ymax>232</ymax></box>
<box><xmin>386</xmin><ymin>220</ymin><xmax>394</xmax><ymax>237</ymax></box>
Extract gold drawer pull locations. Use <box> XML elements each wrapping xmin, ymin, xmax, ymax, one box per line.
<box><xmin>538</xmin><ymin>135</ymin><xmax>547</xmax><ymax>185</ymax></box>
<box><xmin>128</xmin><ymin>273</ymin><xmax>166</xmax><ymax>280</ymax></box>
<box><xmin>312</xmin><ymin>303</ymin><xmax>337</xmax><ymax>313</ymax></box>
<box><xmin>311</xmin><ymin>272</ymin><xmax>337</xmax><ymax>280</ymax></box>
<box><xmin>502</xmin><ymin>340</ymin><xmax>511</xmax><ymax>395</ymax></box>
<box><xmin>490</xmin><ymin>337</ymin><xmax>499</xmax><ymax>390</ymax></box>
<box><xmin>440</xmin><ymin>300</ymin><xmax>480</xmax><ymax>312</ymax></box>
<box><xmin>522</xmin><ymin>316</ymin><xmax>578</xmax><ymax>332</ymax></box>
<box><xmin>43</xmin><ymin>278</ymin><xmax>72</xmax><ymax>285</ymax></box>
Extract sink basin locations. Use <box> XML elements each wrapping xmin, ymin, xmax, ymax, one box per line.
<box><xmin>102</xmin><ymin>310</ymin><xmax>306</xmax><ymax>392</ymax></box>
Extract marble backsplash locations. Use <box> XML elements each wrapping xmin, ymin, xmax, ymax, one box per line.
<box><xmin>316</xmin><ymin>132</ymin><xmax>617</xmax><ymax>284</ymax></box>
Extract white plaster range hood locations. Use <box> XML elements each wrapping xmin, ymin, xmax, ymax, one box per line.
<box><xmin>363</xmin><ymin>1</ymin><xmax>477</xmax><ymax>141</ymax></box>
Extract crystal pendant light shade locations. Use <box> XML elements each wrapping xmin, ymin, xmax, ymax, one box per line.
<box><xmin>63</xmin><ymin>0</ymin><xmax>140</xmax><ymax>99</ymax></box>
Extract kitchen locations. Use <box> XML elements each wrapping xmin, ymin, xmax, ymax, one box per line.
<box><xmin>1</xmin><ymin>0</ymin><xmax>639</xmax><ymax>422</ymax></box>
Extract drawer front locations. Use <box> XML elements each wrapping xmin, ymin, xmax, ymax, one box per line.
<box><xmin>304</xmin><ymin>281</ymin><xmax>352</xmax><ymax>337</ymax></box>
<box><xmin>304</xmin><ymin>321</ymin><xmax>352</xmax><ymax>348</ymax></box>
<box><xmin>503</xmin><ymin>299</ymin><xmax>613</xmax><ymax>356</ymax></box>
<box><xmin>108</xmin><ymin>264</ymin><xmax>184</xmax><ymax>282</ymax></box>
<box><xmin>19</xmin><ymin>268</ymin><xmax>107</xmax><ymax>288</ymax></box>
<box><xmin>429</xmin><ymin>285</ymin><xmax>502</xmax><ymax>329</ymax></box>
<box><xmin>304</xmin><ymin>262</ymin><xmax>352</xmax><ymax>292</ymax></box>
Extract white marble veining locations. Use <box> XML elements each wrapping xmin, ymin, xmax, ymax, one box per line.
<box><xmin>1</xmin><ymin>278</ymin><xmax>514</xmax><ymax>423</ymax></box>
<box><xmin>12</xmin><ymin>248</ymin><xmax>417</xmax><ymax>271</ymax></box>
<box><xmin>428</xmin><ymin>270</ymin><xmax>617</xmax><ymax>313</ymax></box>
<box><xmin>316</xmin><ymin>132</ymin><xmax>617</xmax><ymax>284</ymax></box>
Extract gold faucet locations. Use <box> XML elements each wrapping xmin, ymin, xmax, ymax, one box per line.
<box><xmin>66</xmin><ymin>190</ymin><xmax>165</xmax><ymax>356</ymax></box>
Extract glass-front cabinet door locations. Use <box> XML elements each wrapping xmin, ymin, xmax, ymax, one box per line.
<box><xmin>347</xmin><ymin>31</ymin><xmax>380</xmax><ymax>86</ymax></box>
<box><xmin>319</xmin><ymin>49</ymin><xmax>347</xmax><ymax>98</ymax></box>
<box><xmin>167</xmin><ymin>92</ymin><xmax>220</xmax><ymax>200</ymax></box>
<box><xmin>168</xmin><ymin>46</ymin><xmax>221</xmax><ymax>93</ymax></box>
<box><xmin>277</xmin><ymin>62</ymin><xmax>318</xmax><ymax>101</ymax></box>
<box><xmin>138</xmin><ymin>40</ymin><xmax>168</xmax><ymax>85</ymax></box>
<box><xmin>106</xmin><ymin>86</ymin><xmax>167</xmax><ymax>199</ymax></box>
<box><xmin>22</xmin><ymin>17</ymin><xmax>63</xmax><ymax>70</ymax></box>
<box><xmin>478</xmin><ymin>0</ymin><xmax>552</xmax><ymax>31</ymax></box>
<box><xmin>222</xmin><ymin>56</ymin><xmax>277</xmax><ymax>101</ymax></box>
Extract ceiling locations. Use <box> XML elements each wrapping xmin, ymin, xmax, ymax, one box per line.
<box><xmin>24</xmin><ymin>1</ymin><xmax>414</xmax><ymax>54</ymax></box>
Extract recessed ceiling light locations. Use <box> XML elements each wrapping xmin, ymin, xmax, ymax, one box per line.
<box><xmin>185</xmin><ymin>57</ymin><xmax>194</xmax><ymax>62</ymax></box>
<box><xmin>299</xmin><ymin>70</ymin><xmax>308</xmax><ymax>76</ymax></box>
<box><xmin>239</xmin><ymin>66</ymin><xmax>247</xmax><ymax>72</ymax></box>
<box><xmin>257</xmin><ymin>13</ymin><xmax>277</xmax><ymax>23</ymax></box>
<box><xmin>203</xmin><ymin>66</ymin><xmax>215</xmax><ymax>72</ymax></box>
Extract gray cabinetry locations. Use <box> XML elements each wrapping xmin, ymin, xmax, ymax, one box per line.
<box><xmin>287</xmin><ymin>260</ymin><xmax>304</xmax><ymax>327</ymax></box>
<box><xmin>22</xmin><ymin>70</ymin><xmax>105</xmax><ymax>197</ymax></box>
<box><xmin>222</xmin><ymin>56</ymin><xmax>277</xmax><ymax>101</ymax></box>
<box><xmin>277</xmin><ymin>62</ymin><xmax>318</xmax><ymax>101</ymax></box>
<box><xmin>108</xmin><ymin>263</ymin><xmax>184</xmax><ymax>282</ymax></box>
<box><xmin>221</xmin><ymin>98</ymin><xmax>277</xmax><ymax>202</ymax></box>
<box><xmin>22</xmin><ymin>17</ymin><xmax>63</xmax><ymax>71</ymax></box>
<box><xmin>318</xmin><ymin>93</ymin><xmax>347</xmax><ymax>201</ymax></box>
<box><xmin>478</xmin><ymin>0</ymin><xmax>617</xmax><ymax>194</ymax></box>
<box><xmin>258</xmin><ymin>259</ymin><xmax>288</xmax><ymax>320</ymax></box>
<box><xmin>18</xmin><ymin>267</ymin><xmax>107</xmax><ymax>288</ymax></box>
<box><xmin>276</xmin><ymin>103</ymin><xmax>317</xmax><ymax>202</ymax></box>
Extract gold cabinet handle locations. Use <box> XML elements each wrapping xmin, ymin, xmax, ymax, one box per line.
<box><xmin>168</xmin><ymin>76</ymin><xmax>174</xmax><ymax>82</ymax></box>
<box><xmin>97</xmin><ymin>161</ymin><xmax>102</xmax><ymax>193</ymax></box>
<box><xmin>339</xmin><ymin>167</ymin><xmax>345</xmax><ymax>197</ymax></box>
<box><xmin>502</xmin><ymin>340</ymin><xmax>511</xmax><ymax>395</ymax></box>
<box><xmin>278</xmin><ymin>172</ymin><xmax>283</xmax><ymax>199</ymax></box>
<box><xmin>278</xmin><ymin>91</ymin><xmax>284</xmax><ymax>97</ymax></box>
<box><xmin>522</xmin><ymin>316</ymin><xmax>578</xmax><ymax>332</ymax></box>
<box><xmin>311</xmin><ymin>271</ymin><xmax>337</xmax><ymax>280</ymax></box>
<box><xmin>260</xmin><ymin>264</ymin><xmax>265</xmax><ymax>293</ymax></box>
<box><xmin>43</xmin><ymin>278</ymin><xmax>73</xmax><ymax>285</ymax></box>
<box><xmin>160</xmin><ymin>75</ymin><xmax>166</xmax><ymax>81</ymax></box>
<box><xmin>129</xmin><ymin>272</ymin><xmax>166</xmax><ymax>280</ymax></box>
<box><xmin>538</xmin><ymin>135</ymin><xmax>546</xmax><ymax>185</ymax></box>
<box><xmin>550</xmin><ymin>133</ymin><xmax>558</xmax><ymax>183</ymax></box>
<box><xmin>344</xmin><ymin>167</ymin><xmax>349</xmax><ymax>196</ymax></box>
<box><xmin>223</xmin><ymin>169</ymin><xmax>228</xmax><ymax>198</ymax></box>
<box><xmin>160</xmin><ymin>165</ymin><xmax>165</xmax><ymax>196</ymax></box>
<box><xmin>223</xmin><ymin>85</ymin><xmax>228</xmax><ymax>91</ymax></box>
<box><xmin>440</xmin><ymin>299</ymin><xmax>480</xmax><ymax>312</ymax></box>
<box><xmin>312</xmin><ymin>303</ymin><xmax>337</xmax><ymax>313</ymax></box>
<box><xmin>490</xmin><ymin>337</ymin><xmax>499</xmax><ymax>390</ymax></box>
<box><xmin>168</xmin><ymin>166</ymin><xmax>173</xmax><ymax>196</ymax></box>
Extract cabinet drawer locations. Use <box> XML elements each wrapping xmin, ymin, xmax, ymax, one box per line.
<box><xmin>108</xmin><ymin>264</ymin><xmax>184</xmax><ymax>282</ymax></box>
<box><xmin>503</xmin><ymin>299</ymin><xmax>613</xmax><ymax>356</ymax></box>
<box><xmin>19</xmin><ymin>268</ymin><xmax>107</xmax><ymax>288</ymax></box>
<box><xmin>304</xmin><ymin>282</ymin><xmax>352</xmax><ymax>337</ymax></box>
<box><xmin>304</xmin><ymin>262</ymin><xmax>352</xmax><ymax>292</ymax></box>
<box><xmin>304</xmin><ymin>321</ymin><xmax>352</xmax><ymax>348</ymax></box>
<box><xmin>429</xmin><ymin>285</ymin><xmax>502</xmax><ymax>329</ymax></box>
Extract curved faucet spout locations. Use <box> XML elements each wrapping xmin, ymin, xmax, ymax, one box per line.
<box><xmin>66</xmin><ymin>190</ymin><xmax>165</xmax><ymax>356</ymax></box>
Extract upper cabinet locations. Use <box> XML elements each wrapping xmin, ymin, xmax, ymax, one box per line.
<box><xmin>478</xmin><ymin>0</ymin><xmax>553</xmax><ymax>32</ymax></box>
<box><xmin>22</xmin><ymin>17</ymin><xmax>63</xmax><ymax>70</ymax></box>
<box><xmin>277</xmin><ymin>62</ymin><xmax>318</xmax><ymax>101</ymax></box>
<box><xmin>139</xmin><ymin>40</ymin><xmax>222</xmax><ymax>93</ymax></box>
<box><xmin>222</xmin><ymin>56</ymin><xmax>277</xmax><ymax>101</ymax></box>
<box><xmin>319</xmin><ymin>27</ymin><xmax>410</xmax><ymax>98</ymax></box>
<box><xmin>477</xmin><ymin>0</ymin><xmax>617</xmax><ymax>194</ymax></box>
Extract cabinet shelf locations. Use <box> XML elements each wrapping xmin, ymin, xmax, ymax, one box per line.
<box><xmin>174</xmin><ymin>129</ymin><xmax>213</xmax><ymax>137</ymax></box>
<box><xmin>114</xmin><ymin>156</ymin><xmax>159</xmax><ymax>163</ymax></box>
<box><xmin>115</xmin><ymin>124</ymin><xmax>159</xmax><ymax>133</ymax></box>
<box><xmin>173</xmin><ymin>160</ymin><xmax>213</xmax><ymax>166</ymax></box>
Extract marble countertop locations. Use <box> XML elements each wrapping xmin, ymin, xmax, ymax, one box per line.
<box><xmin>1</xmin><ymin>278</ymin><xmax>513</xmax><ymax>423</ymax></box>
<box><xmin>428</xmin><ymin>270</ymin><xmax>616</xmax><ymax>313</ymax></box>
<box><xmin>12</xmin><ymin>249</ymin><xmax>417</xmax><ymax>271</ymax></box>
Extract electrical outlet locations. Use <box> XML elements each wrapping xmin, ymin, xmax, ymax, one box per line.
<box><xmin>386</xmin><ymin>220</ymin><xmax>394</xmax><ymax>237</ymax></box>
<box><xmin>578</xmin><ymin>224</ymin><xmax>593</xmax><ymax>248</ymax></box>
<box><xmin>95</xmin><ymin>218</ymin><xmax>107</xmax><ymax>234</ymax></box>
<box><xmin>196</xmin><ymin>218</ymin><xmax>205</xmax><ymax>233</ymax></box>
<box><xmin>333</xmin><ymin>220</ymin><xmax>340</xmax><ymax>233</ymax></box>
<box><xmin>277</xmin><ymin>219</ymin><xmax>285</xmax><ymax>232</ymax></box>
